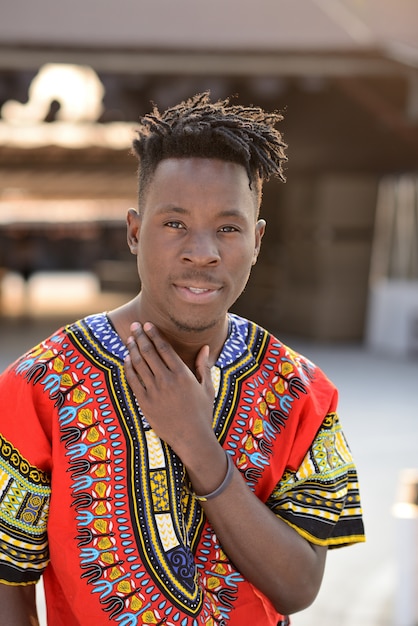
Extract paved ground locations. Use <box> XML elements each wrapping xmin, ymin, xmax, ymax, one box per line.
<box><xmin>1</xmin><ymin>274</ymin><xmax>417</xmax><ymax>626</ymax></box>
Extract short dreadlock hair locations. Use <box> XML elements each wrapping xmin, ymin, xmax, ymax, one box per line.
<box><xmin>132</xmin><ymin>92</ymin><xmax>287</xmax><ymax>209</ymax></box>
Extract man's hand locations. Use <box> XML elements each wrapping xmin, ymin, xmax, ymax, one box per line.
<box><xmin>124</xmin><ymin>322</ymin><xmax>217</xmax><ymax>465</ymax></box>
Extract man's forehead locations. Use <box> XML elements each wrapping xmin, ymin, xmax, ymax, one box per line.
<box><xmin>140</xmin><ymin>156</ymin><xmax>262</xmax><ymax>214</ymax></box>
<box><xmin>152</xmin><ymin>157</ymin><xmax>260</xmax><ymax>197</ymax></box>
<box><xmin>153</xmin><ymin>156</ymin><xmax>248</xmax><ymax>176</ymax></box>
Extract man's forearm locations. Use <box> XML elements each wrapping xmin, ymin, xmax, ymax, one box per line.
<box><xmin>0</xmin><ymin>583</ymin><xmax>40</xmax><ymax>626</ymax></box>
<box><xmin>188</xmin><ymin>451</ymin><xmax>327</xmax><ymax>616</ymax></box>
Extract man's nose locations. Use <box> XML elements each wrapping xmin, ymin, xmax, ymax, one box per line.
<box><xmin>181</xmin><ymin>231</ymin><xmax>221</xmax><ymax>265</ymax></box>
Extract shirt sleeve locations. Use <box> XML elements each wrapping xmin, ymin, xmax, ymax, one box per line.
<box><xmin>0</xmin><ymin>344</ymin><xmax>55</xmax><ymax>585</ymax></box>
<box><xmin>0</xmin><ymin>433</ymin><xmax>51</xmax><ymax>584</ymax></box>
<box><xmin>266</xmin><ymin>412</ymin><xmax>365</xmax><ymax>548</ymax></box>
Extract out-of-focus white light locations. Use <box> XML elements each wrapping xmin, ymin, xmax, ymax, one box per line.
<box><xmin>1</xmin><ymin>63</ymin><xmax>105</xmax><ymax>124</ymax></box>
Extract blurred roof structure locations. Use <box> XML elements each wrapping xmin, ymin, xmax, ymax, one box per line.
<box><xmin>0</xmin><ymin>0</ymin><xmax>417</xmax><ymax>76</ymax></box>
<box><xmin>1</xmin><ymin>0</ymin><xmax>417</xmax><ymax>190</ymax></box>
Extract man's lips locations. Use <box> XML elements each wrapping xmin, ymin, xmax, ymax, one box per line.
<box><xmin>174</xmin><ymin>283</ymin><xmax>222</xmax><ymax>301</ymax></box>
<box><xmin>174</xmin><ymin>278</ymin><xmax>222</xmax><ymax>290</ymax></box>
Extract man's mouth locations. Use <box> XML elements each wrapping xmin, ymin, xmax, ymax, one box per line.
<box><xmin>174</xmin><ymin>283</ymin><xmax>221</xmax><ymax>302</ymax></box>
<box><xmin>187</xmin><ymin>287</ymin><xmax>213</xmax><ymax>294</ymax></box>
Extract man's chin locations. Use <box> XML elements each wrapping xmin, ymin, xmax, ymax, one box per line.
<box><xmin>169</xmin><ymin>314</ymin><xmax>219</xmax><ymax>334</ymax></box>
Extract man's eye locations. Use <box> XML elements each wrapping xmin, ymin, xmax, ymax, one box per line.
<box><xmin>219</xmin><ymin>225</ymin><xmax>239</xmax><ymax>233</ymax></box>
<box><xmin>166</xmin><ymin>221</ymin><xmax>184</xmax><ymax>229</ymax></box>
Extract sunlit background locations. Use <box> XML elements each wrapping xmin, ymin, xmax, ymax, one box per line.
<box><xmin>0</xmin><ymin>2</ymin><xmax>418</xmax><ymax>625</ymax></box>
<box><xmin>1</xmin><ymin>0</ymin><xmax>417</xmax><ymax>347</ymax></box>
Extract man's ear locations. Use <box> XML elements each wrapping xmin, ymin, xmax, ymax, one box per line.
<box><xmin>127</xmin><ymin>208</ymin><xmax>141</xmax><ymax>254</ymax></box>
<box><xmin>252</xmin><ymin>219</ymin><xmax>266</xmax><ymax>265</ymax></box>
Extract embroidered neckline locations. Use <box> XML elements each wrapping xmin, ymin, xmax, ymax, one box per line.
<box><xmin>80</xmin><ymin>312</ymin><xmax>250</xmax><ymax>370</ymax></box>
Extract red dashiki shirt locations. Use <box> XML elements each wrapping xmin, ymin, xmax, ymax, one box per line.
<box><xmin>0</xmin><ymin>312</ymin><xmax>365</xmax><ymax>625</ymax></box>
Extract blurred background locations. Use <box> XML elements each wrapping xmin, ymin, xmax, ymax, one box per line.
<box><xmin>0</xmin><ymin>0</ymin><xmax>417</xmax><ymax>348</ymax></box>
<box><xmin>0</xmin><ymin>2</ymin><xmax>418</xmax><ymax>625</ymax></box>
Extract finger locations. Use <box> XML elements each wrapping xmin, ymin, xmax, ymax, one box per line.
<box><xmin>142</xmin><ymin>322</ymin><xmax>183</xmax><ymax>371</ymax></box>
<box><xmin>129</xmin><ymin>323</ymin><xmax>165</xmax><ymax>376</ymax></box>
<box><xmin>195</xmin><ymin>345</ymin><xmax>215</xmax><ymax>396</ymax></box>
<box><xmin>125</xmin><ymin>333</ymin><xmax>154</xmax><ymax>386</ymax></box>
<box><xmin>124</xmin><ymin>352</ymin><xmax>147</xmax><ymax>393</ymax></box>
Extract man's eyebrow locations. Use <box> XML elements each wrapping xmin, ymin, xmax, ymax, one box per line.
<box><xmin>155</xmin><ymin>206</ymin><xmax>188</xmax><ymax>216</ymax></box>
<box><xmin>155</xmin><ymin>206</ymin><xmax>248</xmax><ymax>218</ymax></box>
<box><xmin>217</xmin><ymin>208</ymin><xmax>248</xmax><ymax>218</ymax></box>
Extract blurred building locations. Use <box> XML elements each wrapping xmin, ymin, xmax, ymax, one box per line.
<box><xmin>1</xmin><ymin>0</ymin><xmax>418</xmax><ymax>340</ymax></box>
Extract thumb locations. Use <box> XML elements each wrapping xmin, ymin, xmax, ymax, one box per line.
<box><xmin>195</xmin><ymin>345</ymin><xmax>214</xmax><ymax>395</ymax></box>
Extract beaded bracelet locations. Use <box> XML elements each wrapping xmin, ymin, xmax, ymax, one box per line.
<box><xmin>188</xmin><ymin>452</ymin><xmax>234</xmax><ymax>502</ymax></box>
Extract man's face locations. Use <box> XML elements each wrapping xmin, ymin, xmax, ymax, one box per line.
<box><xmin>128</xmin><ymin>157</ymin><xmax>265</xmax><ymax>335</ymax></box>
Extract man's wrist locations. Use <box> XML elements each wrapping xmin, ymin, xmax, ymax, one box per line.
<box><xmin>186</xmin><ymin>451</ymin><xmax>234</xmax><ymax>502</ymax></box>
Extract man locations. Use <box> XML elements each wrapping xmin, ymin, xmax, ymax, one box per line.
<box><xmin>0</xmin><ymin>92</ymin><xmax>365</xmax><ymax>625</ymax></box>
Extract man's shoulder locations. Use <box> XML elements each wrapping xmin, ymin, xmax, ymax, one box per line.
<box><xmin>230</xmin><ymin>313</ymin><xmax>311</xmax><ymax>362</ymax></box>
<box><xmin>6</xmin><ymin>313</ymin><xmax>107</xmax><ymax>373</ymax></box>
<box><xmin>230</xmin><ymin>313</ymin><xmax>332</xmax><ymax>390</ymax></box>
<box><xmin>34</xmin><ymin>312</ymin><xmax>106</xmax><ymax>351</ymax></box>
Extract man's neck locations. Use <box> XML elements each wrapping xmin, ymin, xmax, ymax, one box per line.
<box><xmin>108</xmin><ymin>296</ymin><xmax>229</xmax><ymax>373</ymax></box>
